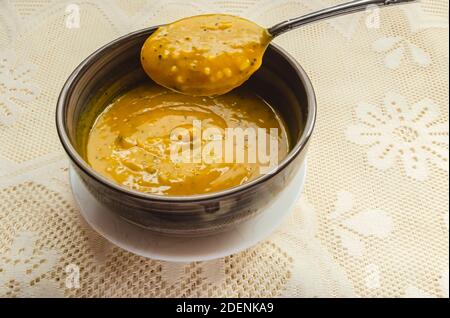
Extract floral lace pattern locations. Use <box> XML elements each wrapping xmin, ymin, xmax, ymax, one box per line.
<box><xmin>0</xmin><ymin>231</ymin><xmax>62</xmax><ymax>298</ymax></box>
<box><xmin>0</xmin><ymin>50</ymin><xmax>39</xmax><ymax>126</ymax></box>
<box><xmin>372</xmin><ymin>37</ymin><xmax>431</xmax><ymax>69</ymax></box>
<box><xmin>329</xmin><ymin>191</ymin><xmax>393</xmax><ymax>258</ymax></box>
<box><xmin>346</xmin><ymin>93</ymin><xmax>448</xmax><ymax>181</ymax></box>
<box><xmin>0</xmin><ymin>0</ymin><xmax>448</xmax><ymax>298</ymax></box>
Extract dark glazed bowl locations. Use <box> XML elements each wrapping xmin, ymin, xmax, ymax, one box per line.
<box><xmin>56</xmin><ymin>26</ymin><xmax>316</xmax><ymax>237</ymax></box>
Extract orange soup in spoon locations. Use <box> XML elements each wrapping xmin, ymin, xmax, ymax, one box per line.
<box><xmin>141</xmin><ymin>1</ymin><xmax>415</xmax><ymax>96</ymax></box>
<box><xmin>141</xmin><ymin>14</ymin><xmax>271</xmax><ymax>96</ymax></box>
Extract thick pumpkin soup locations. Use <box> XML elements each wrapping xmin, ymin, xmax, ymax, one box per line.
<box><xmin>86</xmin><ymin>83</ymin><xmax>289</xmax><ymax>196</ymax></box>
<box><xmin>141</xmin><ymin>14</ymin><xmax>271</xmax><ymax>96</ymax></box>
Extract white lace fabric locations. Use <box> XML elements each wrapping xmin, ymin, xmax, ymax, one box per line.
<box><xmin>0</xmin><ymin>0</ymin><xmax>448</xmax><ymax>298</ymax></box>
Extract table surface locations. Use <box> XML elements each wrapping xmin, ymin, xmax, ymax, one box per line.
<box><xmin>0</xmin><ymin>0</ymin><xmax>448</xmax><ymax>298</ymax></box>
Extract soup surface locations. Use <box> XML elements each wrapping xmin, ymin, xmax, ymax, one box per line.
<box><xmin>141</xmin><ymin>14</ymin><xmax>271</xmax><ymax>96</ymax></box>
<box><xmin>86</xmin><ymin>83</ymin><xmax>289</xmax><ymax>196</ymax></box>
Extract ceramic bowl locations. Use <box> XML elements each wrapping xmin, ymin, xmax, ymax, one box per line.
<box><xmin>56</xmin><ymin>26</ymin><xmax>316</xmax><ymax>236</ymax></box>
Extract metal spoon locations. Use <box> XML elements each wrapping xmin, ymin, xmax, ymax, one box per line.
<box><xmin>141</xmin><ymin>0</ymin><xmax>416</xmax><ymax>96</ymax></box>
<box><xmin>268</xmin><ymin>0</ymin><xmax>416</xmax><ymax>37</ymax></box>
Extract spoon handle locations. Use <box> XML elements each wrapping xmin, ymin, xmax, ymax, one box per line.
<box><xmin>268</xmin><ymin>0</ymin><xmax>416</xmax><ymax>37</ymax></box>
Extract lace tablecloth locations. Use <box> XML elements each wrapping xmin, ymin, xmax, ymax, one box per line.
<box><xmin>0</xmin><ymin>0</ymin><xmax>448</xmax><ymax>298</ymax></box>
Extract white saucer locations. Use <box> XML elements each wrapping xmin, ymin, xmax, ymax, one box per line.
<box><xmin>70</xmin><ymin>162</ymin><xmax>306</xmax><ymax>262</ymax></box>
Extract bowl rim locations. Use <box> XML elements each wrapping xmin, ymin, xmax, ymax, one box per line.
<box><xmin>56</xmin><ymin>26</ymin><xmax>316</xmax><ymax>203</ymax></box>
